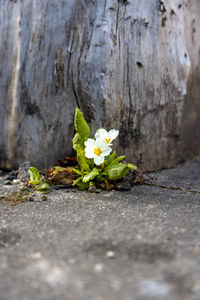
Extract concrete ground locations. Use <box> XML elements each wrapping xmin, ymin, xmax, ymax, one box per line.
<box><xmin>0</xmin><ymin>157</ymin><xmax>200</xmax><ymax>300</ymax></box>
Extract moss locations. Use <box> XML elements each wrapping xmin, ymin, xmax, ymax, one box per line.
<box><xmin>0</xmin><ymin>190</ymin><xmax>31</xmax><ymax>206</ymax></box>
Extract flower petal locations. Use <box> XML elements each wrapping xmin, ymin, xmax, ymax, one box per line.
<box><xmin>85</xmin><ymin>149</ymin><xmax>94</xmax><ymax>158</ymax></box>
<box><xmin>84</xmin><ymin>138</ymin><xmax>95</xmax><ymax>148</ymax></box>
<box><xmin>95</xmin><ymin>137</ymin><xmax>107</xmax><ymax>149</ymax></box>
<box><xmin>102</xmin><ymin>147</ymin><xmax>112</xmax><ymax>156</ymax></box>
<box><xmin>95</xmin><ymin>128</ymin><xmax>108</xmax><ymax>140</ymax></box>
<box><xmin>94</xmin><ymin>155</ymin><xmax>104</xmax><ymax>165</ymax></box>
<box><xmin>85</xmin><ymin>139</ymin><xmax>96</xmax><ymax>158</ymax></box>
<box><xmin>109</xmin><ymin>129</ymin><xmax>119</xmax><ymax>142</ymax></box>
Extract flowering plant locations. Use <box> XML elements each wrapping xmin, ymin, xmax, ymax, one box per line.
<box><xmin>72</xmin><ymin>108</ymin><xmax>137</xmax><ymax>190</ymax></box>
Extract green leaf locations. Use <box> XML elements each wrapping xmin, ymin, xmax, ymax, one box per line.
<box><xmin>77</xmin><ymin>150</ymin><xmax>90</xmax><ymax>172</ymax></box>
<box><xmin>127</xmin><ymin>163</ymin><xmax>137</xmax><ymax>170</ymax></box>
<box><xmin>73</xmin><ymin>176</ymin><xmax>83</xmax><ymax>186</ymax></box>
<box><xmin>72</xmin><ymin>133</ymin><xmax>82</xmax><ymax>151</ymax></box>
<box><xmin>76</xmin><ymin>181</ymin><xmax>89</xmax><ymax>190</ymax></box>
<box><xmin>28</xmin><ymin>167</ymin><xmax>41</xmax><ymax>185</ymax></box>
<box><xmin>82</xmin><ymin>168</ymin><xmax>99</xmax><ymax>183</ymax></box>
<box><xmin>73</xmin><ymin>169</ymin><xmax>84</xmax><ymax>175</ymax></box>
<box><xmin>36</xmin><ymin>182</ymin><xmax>50</xmax><ymax>192</ymax></box>
<box><xmin>87</xmin><ymin>157</ymin><xmax>94</xmax><ymax>170</ymax></box>
<box><xmin>104</xmin><ymin>155</ymin><xmax>126</xmax><ymax>171</ymax></box>
<box><xmin>74</xmin><ymin>108</ymin><xmax>90</xmax><ymax>137</ymax></box>
<box><xmin>109</xmin><ymin>151</ymin><xmax>116</xmax><ymax>163</ymax></box>
<box><xmin>107</xmin><ymin>163</ymin><xmax>129</xmax><ymax>180</ymax></box>
<box><xmin>73</xmin><ymin>108</ymin><xmax>90</xmax><ymax>151</ymax></box>
<box><xmin>97</xmin><ymin>173</ymin><xmax>108</xmax><ymax>183</ymax></box>
<box><xmin>105</xmin><ymin>151</ymin><xmax>116</xmax><ymax>166</ymax></box>
<box><xmin>38</xmin><ymin>190</ymin><xmax>49</xmax><ymax>194</ymax></box>
<box><xmin>111</xmin><ymin>155</ymin><xmax>126</xmax><ymax>165</ymax></box>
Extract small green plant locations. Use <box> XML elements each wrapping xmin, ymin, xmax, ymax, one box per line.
<box><xmin>72</xmin><ymin>108</ymin><xmax>137</xmax><ymax>190</ymax></box>
<box><xmin>28</xmin><ymin>167</ymin><xmax>50</xmax><ymax>193</ymax></box>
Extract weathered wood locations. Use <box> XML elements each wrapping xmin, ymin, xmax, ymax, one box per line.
<box><xmin>0</xmin><ymin>0</ymin><xmax>200</xmax><ymax>171</ymax></box>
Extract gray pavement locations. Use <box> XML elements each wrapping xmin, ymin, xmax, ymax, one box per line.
<box><xmin>0</xmin><ymin>157</ymin><xmax>200</xmax><ymax>300</ymax></box>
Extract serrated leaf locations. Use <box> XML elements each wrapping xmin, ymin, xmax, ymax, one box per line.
<box><xmin>107</xmin><ymin>163</ymin><xmax>129</xmax><ymax>180</ymax></box>
<box><xmin>104</xmin><ymin>155</ymin><xmax>126</xmax><ymax>171</ymax></box>
<box><xmin>77</xmin><ymin>150</ymin><xmax>90</xmax><ymax>172</ymax></box>
<box><xmin>127</xmin><ymin>163</ymin><xmax>137</xmax><ymax>170</ymax></box>
<box><xmin>109</xmin><ymin>151</ymin><xmax>116</xmax><ymax>163</ymax></box>
<box><xmin>36</xmin><ymin>182</ymin><xmax>50</xmax><ymax>192</ymax></box>
<box><xmin>111</xmin><ymin>155</ymin><xmax>126</xmax><ymax>165</ymax></box>
<box><xmin>82</xmin><ymin>168</ymin><xmax>99</xmax><ymax>183</ymax></box>
<box><xmin>105</xmin><ymin>151</ymin><xmax>116</xmax><ymax>167</ymax></box>
<box><xmin>72</xmin><ymin>133</ymin><xmax>82</xmax><ymax>151</ymax></box>
<box><xmin>74</xmin><ymin>108</ymin><xmax>90</xmax><ymax>137</ymax></box>
<box><xmin>73</xmin><ymin>108</ymin><xmax>90</xmax><ymax>151</ymax></box>
<box><xmin>28</xmin><ymin>167</ymin><xmax>41</xmax><ymax>185</ymax></box>
<box><xmin>87</xmin><ymin>157</ymin><xmax>94</xmax><ymax>170</ymax></box>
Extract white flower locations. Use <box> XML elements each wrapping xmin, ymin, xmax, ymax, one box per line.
<box><xmin>95</xmin><ymin>128</ymin><xmax>119</xmax><ymax>146</ymax></box>
<box><xmin>84</xmin><ymin>138</ymin><xmax>112</xmax><ymax>165</ymax></box>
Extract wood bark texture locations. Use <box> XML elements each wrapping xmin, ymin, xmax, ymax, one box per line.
<box><xmin>0</xmin><ymin>0</ymin><xmax>200</xmax><ymax>171</ymax></box>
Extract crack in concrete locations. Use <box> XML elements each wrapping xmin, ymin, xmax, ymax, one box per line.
<box><xmin>144</xmin><ymin>181</ymin><xmax>200</xmax><ymax>194</ymax></box>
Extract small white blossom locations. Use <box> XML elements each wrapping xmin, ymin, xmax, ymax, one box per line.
<box><xmin>84</xmin><ymin>138</ymin><xmax>112</xmax><ymax>165</ymax></box>
<box><xmin>95</xmin><ymin>129</ymin><xmax>119</xmax><ymax>146</ymax></box>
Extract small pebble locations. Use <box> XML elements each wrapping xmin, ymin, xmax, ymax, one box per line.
<box><xmin>30</xmin><ymin>252</ymin><xmax>42</xmax><ymax>259</ymax></box>
<box><xmin>5</xmin><ymin>175</ymin><xmax>15</xmax><ymax>181</ymax></box>
<box><xmin>42</xmin><ymin>195</ymin><xmax>48</xmax><ymax>201</ymax></box>
<box><xmin>4</xmin><ymin>180</ymin><xmax>11</xmax><ymax>185</ymax></box>
<box><xmin>94</xmin><ymin>263</ymin><xmax>104</xmax><ymax>273</ymax></box>
<box><xmin>19</xmin><ymin>185</ymin><xmax>26</xmax><ymax>191</ymax></box>
<box><xmin>17</xmin><ymin>161</ymin><xmax>31</xmax><ymax>182</ymax></box>
<box><xmin>115</xmin><ymin>182</ymin><xmax>131</xmax><ymax>191</ymax></box>
<box><xmin>106</xmin><ymin>250</ymin><xmax>116</xmax><ymax>258</ymax></box>
<box><xmin>68</xmin><ymin>258</ymin><xmax>75</xmax><ymax>264</ymax></box>
<box><xmin>9</xmin><ymin>170</ymin><xmax>18</xmax><ymax>177</ymax></box>
<box><xmin>28</xmin><ymin>197</ymin><xmax>34</xmax><ymax>202</ymax></box>
<box><xmin>12</xmin><ymin>179</ymin><xmax>21</xmax><ymax>185</ymax></box>
<box><xmin>88</xmin><ymin>185</ymin><xmax>97</xmax><ymax>192</ymax></box>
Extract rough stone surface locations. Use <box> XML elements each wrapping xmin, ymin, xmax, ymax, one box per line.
<box><xmin>0</xmin><ymin>0</ymin><xmax>200</xmax><ymax>171</ymax></box>
<box><xmin>148</xmin><ymin>155</ymin><xmax>200</xmax><ymax>192</ymax></box>
<box><xmin>0</xmin><ymin>157</ymin><xmax>200</xmax><ymax>300</ymax></box>
<box><xmin>17</xmin><ymin>161</ymin><xmax>31</xmax><ymax>182</ymax></box>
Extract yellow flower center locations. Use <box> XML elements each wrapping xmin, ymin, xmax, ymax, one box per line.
<box><xmin>105</xmin><ymin>138</ymin><xmax>111</xmax><ymax>144</ymax></box>
<box><xmin>94</xmin><ymin>148</ymin><xmax>102</xmax><ymax>156</ymax></box>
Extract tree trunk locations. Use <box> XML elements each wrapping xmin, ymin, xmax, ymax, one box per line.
<box><xmin>0</xmin><ymin>0</ymin><xmax>200</xmax><ymax>171</ymax></box>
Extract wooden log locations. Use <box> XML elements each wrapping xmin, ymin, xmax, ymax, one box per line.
<box><xmin>0</xmin><ymin>0</ymin><xmax>200</xmax><ymax>171</ymax></box>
